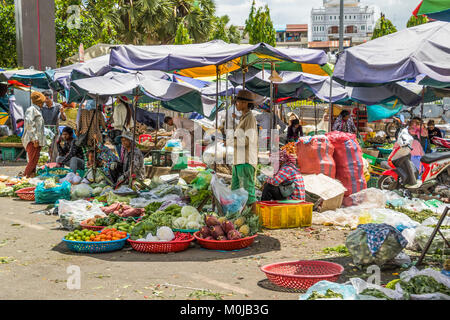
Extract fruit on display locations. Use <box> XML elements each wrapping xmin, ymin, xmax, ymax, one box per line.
<box><xmin>281</xmin><ymin>142</ymin><xmax>296</xmax><ymax>155</ymax></box>
<box><xmin>64</xmin><ymin>228</ymin><xmax>127</xmax><ymax>242</ymax></box>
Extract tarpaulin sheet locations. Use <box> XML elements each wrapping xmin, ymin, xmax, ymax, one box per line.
<box><xmin>108</xmin><ymin>40</ymin><xmax>328</xmax><ymax>76</ymax></box>
<box><xmin>333</xmin><ymin>21</ymin><xmax>450</xmax><ymax>87</ymax></box>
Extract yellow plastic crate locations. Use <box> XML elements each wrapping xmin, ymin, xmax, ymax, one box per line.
<box><xmin>256</xmin><ymin>201</ymin><xmax>313</xmax><ymax>229</ymax></box>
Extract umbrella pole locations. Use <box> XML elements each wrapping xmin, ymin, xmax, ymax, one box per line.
<box><xmin>29</xmin><ymin>79</ymin><xmax>32</xmax><ymax>107</ymax></box>
<box><xmin>93</xmin><ymin>95</ymin><xmax>98</xmax><ymax>182</ymax></box>
<box><xmin>269</xmin><ymin>63</ymin><xmax>274</xmax><ymax>154</ymax></box>
<box><xmin>129</xmin><ymin>92</ymin><xmax>138</xmax><ymax>188</ymax></box>
<box><xmin>156</xmin><ymin>102</ymin><xmax>160</xmax><ymax>150</ymax></box>
<box><xmin>242</xmin><ymin>56</ymin><xmax>247</xmax><ymax>89</ymax></box>
<box><xmin>213</xmin><ymin>66</ymin><xmax>219</xmax><ymax>212</ymax></box>
<box><xmin>314</xmin><ymin>102</ymin><xmax>318</xmax><ymax>135</ymax></box>
<box><xmin>419</xmin><ymin>86</ymin><xmax>425</xmax><ymax>151</ymax></box>
<box><xmin>328</xmin><ymin>76</ymin><xmax>333</xmax><ymax>132</ymax></box>
<box><xmin>225</xmin><ymin>73</ymin><xmax>229</xmax><ymax>131</ymax></box>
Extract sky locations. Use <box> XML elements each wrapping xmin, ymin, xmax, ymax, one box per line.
<box><xmin>215</xmin><ymin>0</ymin><xmax>420</xmax><ymax>31</ymax></box>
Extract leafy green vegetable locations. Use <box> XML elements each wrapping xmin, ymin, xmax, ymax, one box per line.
<box><xmin>189</xmin><ymin>189</ymin><xmax>212</xmax><ymax>207</ymax></box>
<box><xmin>399</xmin><ymin>275</ymin><xmax>450</xmax><ymax>298</ymax></box>
<box><xmin>0</xmin><ymin>135</ymin><xmax>21</xmax><ymax>143</ymax></box>
<box><xmin>360</xmin><ymin>288</ymin><xmax>392</xmax><ymax>300</ymax></box>
<box><xmin>307</xmin><ymin>289</ymin><xmax>344</xmax><ymax>300</ymax></box>
<box><xmin>145</xmin><ymin>202</ymin><xmax>162</xmax><ymax>214</ymax></box>
<box><xmin>322</xmin><ymin>245</ymin><xmax>349</xmax><ymax>255</ymax></box>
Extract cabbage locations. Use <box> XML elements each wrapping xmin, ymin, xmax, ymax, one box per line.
<box><xmin>181</xmin><ymin>206</ymin><xmax>199</xmax><ymax>218</ymax></box>
<box><xmin>92</xmin><ymin>187</ymin><xmax>103</xmax><ymax>196</ymax></box>
<box><xmin>186</xmin><ymin>221</ymin><xmax>201</xmax><ymax>230</ymax></box>
<box><xmin>145</xmin><ymin>233</ymin><xmax>158</xmax><ymax>241</ymax></box>
<box><xmin>156</xmin><ymin>226</ymin><xmax>175</xmax><ymax>241</ymax></box>
<box><xmin>187</xmin><ymin>213</ymin><xmax>202</xmax><ymax>223</ymax></box>
<box><xmin>172</xmin><ymin>217</ymin><xmax>188</xmax><ymax>229</ymax></box>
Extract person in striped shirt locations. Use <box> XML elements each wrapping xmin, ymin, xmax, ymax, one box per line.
<box><xmin>262</xmin><ymin>149</ymin><xmax>305</xmax><ymax>201</ymax></box>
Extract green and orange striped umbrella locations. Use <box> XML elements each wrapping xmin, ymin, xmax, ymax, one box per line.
<box><xmin>413</xmin><ymin>0</ymin><xmax>450</xmax><ymax>22</ymax></box>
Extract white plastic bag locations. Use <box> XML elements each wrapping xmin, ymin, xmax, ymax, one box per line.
<box><xmin>347</xmin><ymin>188</ymin><xmax>386</xmax><ymax>208</ymax></box>
<box><xmin>70</xmin><ymin>183</ymin><xmax>93</xmax><ymax>200</ymax></box>
<box><xmin>351</xmin><ymin>278</ymin><xmax>403</xmax><ymax>300</ymax></box>
<box><xmin>401</xmin><ymin>228</ymin><xmax>419</xmax><ymax>251</ymax></box>
<box><xmin>395</xmin><ymin>267</ymin><xmax>450</xmax><ymax>300</ymax></box>
<box><xmin>211</xmin><ymin>173</ymin><xmax>248</xmax><ymax>215</ymax></box>
<box><xmin>58</xmin><ymin>199</ymin><xmax>105</xmax><ymax>230</ymax></box>
<box><xmin>415</xmin><ymin>217</ymin><xmax>450</xmax><ymax>254</ymax></box>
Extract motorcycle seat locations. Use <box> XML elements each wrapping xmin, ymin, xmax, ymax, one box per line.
<box><xmin>420</xmin><ymin>151</ymin><xmax>450</xmax><ymax>164</ymax></box>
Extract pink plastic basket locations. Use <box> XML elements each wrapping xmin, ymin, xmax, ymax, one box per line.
<box><xmin>260</xmin><ymin>260</ymin><xmax>344</xmax><ymax>290</ymax></box>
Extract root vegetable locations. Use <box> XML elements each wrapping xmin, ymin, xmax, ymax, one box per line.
<box><xmin>199</xmin><ymin>226</ymin><xmax>211</xmax><ymax>238</ymax></box>
<box><xmin>205</xmin><ymin>215</ymin><xmax>220</xmax><ymax>227</ymax></box>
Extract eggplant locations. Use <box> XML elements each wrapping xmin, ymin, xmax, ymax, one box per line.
<box><xmin>205</xmin><ymin>215</ymin><xmax>220</xmax><ymax>227</ymax></box>
<box><xmin>210</xmin><ymin>225</ymin><xmax>225</xmax><ymax>239</ymax></box>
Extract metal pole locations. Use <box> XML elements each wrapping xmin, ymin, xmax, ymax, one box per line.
<box><xmin>129</xmin><ymin>92</ymin><xmax>138</xmax><ymax>187</ymax></box>
<box><xmin>29</xmin><ymin>79</ymin><xmax>32</xmax><ymax>107</ymax></box>
<box><xmin>328</xmin><ymin>76</ymin><xmax>333</xmax><ymax>132</ymax></box>
<box><xmin>269</xmin><ymin>63</ymin><xmax>274</xmax><ymax>152</ymax></box>
<box><xmin>225</xmin><ymin>73</ymin><xmax>229</xmax><ymax>131</ymax></box>
<box><xmin>156</xmin><ymin>102</ymin><xmax>160</xmax><ymax>149</ymax></box>
<box><xmin>242</xmin><ymin>56</ymin><xmax>247</xmax><ymax>89</ymax></box>
<box><xmin>314</xmin><ymin>102</ymin><xmax>318</xmax><ymax>135</ymax></box>
<box><xmin>419</xmin><ymin>86</ymin><xmax>425</xmax><ymax>149</ymax></box>
<box><xmin>213</xmin><ymin>66</ymin><xmax>220</xmax><ymax>212</ymax></box>
<box><xmin>93</xmin><ymin>95</ymin><xmax>98</xmax><ymax>181</ymax></box>
<box><xmin>339</xmin><ymin>0</ymin><xmax>344</xmax><ymax>53</ymax></box>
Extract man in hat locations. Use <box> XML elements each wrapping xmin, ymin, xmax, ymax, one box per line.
<box><xmin>232</xmin><ymin>89</ymin><xmax>259</xmax><ymax>213</ymax></box>
<box><xmin>22</xmin><ymin>91</ymin><xmax>46</xmax><ymax>177</ymax></box>
<box><xmin>117</xmin><ymin>131</ymin><xmax>144</xmax><ymax>184</ymax></box>
<box><xmin>42</xmin><ymin>90</ymin><xmax>66</xmax><ymax>162</ymax></box>
<box><xmin>109</xmin><ymin>96</ymin><xmax>134</xmax><ymax>156</ymax></box>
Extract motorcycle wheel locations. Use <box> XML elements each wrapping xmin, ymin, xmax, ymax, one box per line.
<box><xmin>378</xmin><ymin>175</ymin><xmax>398</xmax><ymax>191</ymax></box>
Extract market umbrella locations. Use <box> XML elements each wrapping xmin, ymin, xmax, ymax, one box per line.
<box><xmin>0</xmin><ymin>68</ymin><xmax>49</xmax><ymax>89</ymax></box>
<box><xmin>333</xmin><ymin>21</ymin><xmax>450</xmax><ymax>88</ymax></box>
<box><xmin>413</xmin><ymin>0</ymin><xmax>450</xmax><ymax>22</ymax></box>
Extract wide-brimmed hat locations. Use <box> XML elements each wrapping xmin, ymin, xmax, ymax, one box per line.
<box><xmin>31</xmin><ymin>91</ymin><xmax>46</xmax><ymax>106</ymax></box>
<box><xmin>234</xmin><ymin>89</ymin><xmax>256</xmax><ymax>104</ymax></box>
<box><xmin>118</xmin><ymin>130</ymin><xmax>136</xmax><ymax>142</ymax></box>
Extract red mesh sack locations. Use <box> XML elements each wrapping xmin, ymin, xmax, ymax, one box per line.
<box><xmin>326</xmin><ymin>131</ymin><xmax>367</xmax><ymax>197</ymax></box>
<box><xmin>296</xmin><ymin>135</ymin><xmax>336</xmax><ymax>178</ymax></box>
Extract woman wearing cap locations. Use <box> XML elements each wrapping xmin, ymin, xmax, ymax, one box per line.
<box><xmin>109</xmin><ymin>96</ymin><xmax>134</xmax><ymax>156</ymax></box>
<box><xmin>22</xmin><ymin>92</ymin><xmax>46</xmax><ymax>177</ymax></box>
<box><xmin>232</xmin><ymin>90</ymin><xmax>259</xmax><ymax>213</ymax></box>
<box><xmin>261</xmin><ymin>149</ymin><xmax>305</xmax><ymax>201</ymax></box>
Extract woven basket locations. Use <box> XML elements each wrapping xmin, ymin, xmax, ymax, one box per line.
<box><xmin>193</xmin><ymin>232</ymin><xmax>257</xmax><ymax>251</ymax></box>
<box><xmin>15</xmin><ymin>187</ymin><xmax>36</xmax><ymax>201</ymax></box>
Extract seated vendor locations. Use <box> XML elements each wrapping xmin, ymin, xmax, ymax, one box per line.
<box><xmin>117</xmin><ymin>131</ymin><xmax>145</xmax><ymax>184</ymax></box>
<box><xmin>261</xmin><ymin>149</ymin><xmax>305</xmax><ymax>201</ymax></box>
<box><xmin>56</xmin><ymin>126</ymin><xmax>85</xmax><ymax>173</ymax></box>
<box><xmin>91</xmin><ymin>134</ymin><xmax>122</xmax><ymax>184</ymax></box>
<box><xmin>287</xmin><ymin>119</ymin><xmax>302</xmax><ymax>142</ymax></box>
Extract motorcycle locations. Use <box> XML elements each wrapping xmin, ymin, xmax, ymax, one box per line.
<box><xmin>378</xmin><ymin>128</ymin><xmax>450</xmax><ymax>194</ymax></box>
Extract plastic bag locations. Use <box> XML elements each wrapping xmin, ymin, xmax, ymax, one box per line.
<box><xmin>346</xmin><ymin>188</ymin><xmax>387</xmax><ymax>208</ymax></box>
<box><xmin>351</xmin><ymin>278</ymin><xmax>403</xmax><ymax>300</ymax></box>
<box><xmin>299</xmin><ymin>281</ymin><xmax>357</xmax><ymax>300</ymax></box>
<box><xmin>211</xmin><ymin>173</ymin><xmax>248</xmax><ymax>215</ymax></box>
<box><xmin>70</xmin><ymin>183</ymin><xmax>93</xmax><ymax>200</ymax></box>
<box><xmin>345</xmin><ymin>228</ymin><xmax>405</xmax><ymax>266</ymax></box>
<box><xmin>401</xmin><ymin>228</ymin><xmax>419</xmax><ymax>251</ymax></box>
<box><xmin>415</xmin><ymin>217</ymin><xmax>450</xmax><ymax>254</ymax></box>
<box><xmin>366</xmin><ymin>208</ymin><xmax>420</xmax><ymax>231</ymax></box>
<box><xmin>395</xmin><ymin>267</ymin><xmax>450</xmax><ymax>300</ymax></box>
<box><xmin>35</xmin><ymin>181</ymin><xmax>71</xmax><ymax>204</ymax></box>
<box><xmin>390</xmin><ymin>252</ymin><xmax>412</xmax><ymax>266</ymax></box>
<box><xmin>130</xmin><ymin>197</ymin><xmax>153</xmax><ymax>208</ymax></box>
<box><xmin>190</xmin><ymin>169</ymin><xmax>213</xmax><ymax>191</ymax></box>
<box><xmin>60</xmin><ymin>172</ymin><xmax>82</xmax><ymax>184</ymax></box>
<box><xmin>58</xmin><ymin>199</ymin><xmax>105</xmax><ymax>230</ymax></box>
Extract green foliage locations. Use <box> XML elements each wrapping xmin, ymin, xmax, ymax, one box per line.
<box><xmin>406</xmin><ymin>15</ymin><xmax>429</xmax><ymax>28</ymax></box>
<box><xmin>0</xmin><ymin>0</ymin><xmax>17</xmax><ymax>68</ymax></box>
<box><xmin>244</xmin><ymin>0</ymin><xmax>276</xmax><ymax>46</ymax></box>
<box><xmin>372</xmin><ymin>13</ymin><xmax>398</xmax><ymax>40</ymax></box>
<box><xmin>174</xmin><ymin>22</ymin><xmax>193</xmax><ymax>44</ymax></box>
<box><xmin>209</xmin><ymin>15</ymin><xmax>241</xmax><ymax>44</ymax></box>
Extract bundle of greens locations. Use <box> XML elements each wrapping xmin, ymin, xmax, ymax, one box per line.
<box><xmin>188</xmin><ymin>189</ymin><xmax>212</xmax><ymax>207</ymax></box>
<box><xmin>306</xmin><ymin>289</ymin><xmax>344</xmax><ymax>300</ymax></box>
<box><xmin>360</xmin><ymin>288</ymin><xmax>392</xmax><ymax>300</ymax></box>
<box><xmin>399</xmin><ymin>275</ymin><xmax>450</xmax><ymax>298</ymax></box>
<box><xmin>0</xmin><ymin>135</ymin><xmax>21</xmax><ymax>143</ymax></box>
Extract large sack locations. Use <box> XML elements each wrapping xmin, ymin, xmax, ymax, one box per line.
<box><xmin>326</xmin><ymin>131</ymin><xmax>366</xmax><ymax>197</ymax></box>
<box><xmin>296</xmin><ymin>135</ymin><xmax>336</xmax><ymax>178</ymax></box>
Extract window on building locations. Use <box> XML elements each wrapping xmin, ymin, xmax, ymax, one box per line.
<box><xmin>368</xmin><ymin>25</ymin><xmax>372</xmax><ymax>31</ymax></box>
<box><xmin>354</xmin><ymin>16</ymin><xmax>356</xmax><ymax>19</ymax></box>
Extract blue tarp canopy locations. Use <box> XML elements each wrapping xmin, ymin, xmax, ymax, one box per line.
<box><xmin>0</xmin><ymin>69</ymin><xmax>49</xmax><ymax>89</ymax></box>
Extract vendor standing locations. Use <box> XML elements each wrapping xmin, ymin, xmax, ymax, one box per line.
<box><xmin>262</xmin><ymin>149</ymin><xmax>305</xmax><ymax>201</ymax></box>
<box><xmin>42</xmin><ymin>90</ymin><xmax>66</xmax><ymax>162</ymax></box>
<box><xmin>117</xmin><ymin>131</ymin><xmax>145</xmax><ymax>184</ymax></box>
<box><xmin>332</xmin><ymin>110</ymin><xmax>357</xmax><ymax>134</ymax></box>
<box><xmin>21</xmin><ymin>92</ymin><xmax>46</xmax><ymax>178</ymax></box>
<box><xmin>232</xmin><ymin>90</ymin><xmax>258</xmax><ymax>213</ymax></box>
<box><xmin>109</xmin><ymin>96</ymin><xmax>134</xmax><ymax>156</ymax></box>
<box><xmin>56</xmin><ymin>127</ymin><xmax>85</xmax><ymax>173</ymax></box>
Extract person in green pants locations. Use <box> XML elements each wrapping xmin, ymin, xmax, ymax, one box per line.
<box><xmin>231</xmin><ymin>90</ymin><xmax>258</xmax><ymax>213</ymax></box>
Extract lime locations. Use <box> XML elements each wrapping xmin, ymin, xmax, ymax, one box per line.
<box><xmin>69</xmin><ymin>237</ymin><xmax>75</xmax><ymax>241</ymax></box>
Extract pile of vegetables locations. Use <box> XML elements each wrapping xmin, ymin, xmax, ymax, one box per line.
<box><xmin>101</xmin><ymin>202</ymin><xmax>145</xmax><ymax>218</ymax></box>
<box><xmin>144</xmin><ymin>201</ymin><xmax>163</xmax><ymax>214</ymax></box>
<box><xmin>387</xmin><ymin>205</ymin><xmax>439</xmax><ymax>223</ymax></box>
<box><xmin>0</xmin><ymin>186</ymin><xmax>14</xmax><ymax>197</ymax></box>
<box><xmin>130</xmin><ymin>204</ymin><xmax>182</xmax><ymax>240</ymax></box>
<box><xmin>225</xmin><ymin>206</ymin><xmax>262</xmax><ymax>237</ymax></box>
<box><xmin>105</xmin><ymin>192</ymin><xmax>137</xmax><ymax>205</ymax></box>
<box><xmin>136</xmin><ymin>226</ymin><xmax>176</xmax><ymax>242</ymax></box>
<box><xmin>306</xmin><ymin>289</ymin><xmax>344</xmax><ymax>300</ymax></box>
<box><xmin>81</xmin><ymin>215</ymin><xmax>108</xmax><ymax>226</ymax></box>
<box><xmin>188</xmin><ymin>189</ymin><xmax>212</xmax><ymax>207</ymax></box>
<box><xmin>12</xmin><ymin>182</ymin><xmax>34</xmax><ymax>193</ymax></box>
<box><xmin>44</xmin><ymin>178</ymin><xmax>57</xmax><ymax>189</ymax></box>
<box><xmin>150</xmin><ymin>184</ymin><xmax>183</xmax><ymax>198</ymax></box>
<box><xmin>172</xmin><ymin>206</ymin><xmax>204</xmax><ymax>230</ymax></box>
<box><xmin>360</xmin><ymin>288</ymin><xmax>393</xmax><ymax>300</ymax></box>
<box><xmin>197</xmin><ymin>215</ymin><xmax>245</xmax><ymax>241</ymax></box>
<box><xmin>0</xmin><ymin>135</ymin><xmax>22</xmax><ymax>143</ymax></box>
<box><xmin>399</xmin><ymin>275</ymin><xmax>450</xmax><ymax>299</ymax></box>
<box><xmin>281</xmin><ymin>142</ymin><xmax>296</xmax><ymax>155</ymax></box>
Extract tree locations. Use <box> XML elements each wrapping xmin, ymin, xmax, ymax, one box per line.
<box><xmin>244</xmin><ymin>1</ymin><xmax>276</xmax><ymax>46</ymax></box>
<box><xmin>406</xmin><ymin>15</ymin><xmax>429</xmax><ymax>28</ymax></box>
<box><xmin>174</xmin><ymin>21</ymin><xmax>193</xmax><ymax>44</ymax></box>
<box><xmin>371</xmin><ymin>13</ymin><xmax>397</xmax><ymax>40</ymax></box>
<box><xmin>0</xmin><ymin>0</ymin><xmax>17</xmax><ymax>68</ymax></box>
<box><xmin>209</xmin><ymin>15</ymin><xmax>241</xmax><ymax>44</ymax></box>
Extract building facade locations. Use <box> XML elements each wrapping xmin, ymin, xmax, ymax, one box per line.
<box><xmin>275</xmin><ymin>24</ymin><xmax>308</xmax><ymax>48</ymax></box>
<box><xmin>310</xmin><ymin>0</ymin><xmax>376</xmax><ymax>51</ymax></box>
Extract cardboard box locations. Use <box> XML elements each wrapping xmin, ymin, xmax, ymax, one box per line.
<box><xmin>362</xmin><ymin>148</ymin><xmax>379</xmax><ymax>158</ymax></box>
